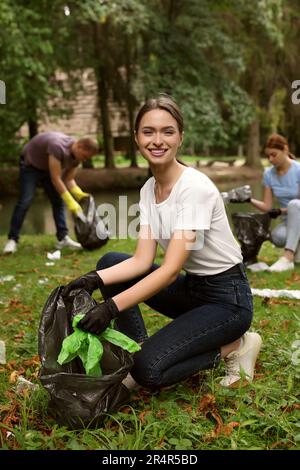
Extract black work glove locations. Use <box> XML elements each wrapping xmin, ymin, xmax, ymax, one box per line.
<box><xmin>230</xmin><ymin>197</ymin><xmax>251</xmax><ymax>203</ymax></box>
<box><xmin>268</xmin><ymin>208</ymin><xmax>282</xmax><ymax>219</ymax></box>
<box><xmin>62</xmin><ymin>270</ymin><xmax>103</xmax><ymax>298</ymax></box>
<box><xmin>77</xmin><ymin>298</ymin><xmax>119</xmax><ymax>335</ymax></box>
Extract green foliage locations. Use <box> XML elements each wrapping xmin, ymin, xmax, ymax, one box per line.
<box><xmin>137</xmin><ymin>0</ymin><xmax>256</xmax><ymax>153</ymax></box>
<box><xmin>1</xmin><ymin>0</ymin><xmax>300</xmax><ymax>166</ymax></box>
<box><xmin>0</xmin><ymin>0</ymin><xmax>82</xmax><ymax>162</ymax></box>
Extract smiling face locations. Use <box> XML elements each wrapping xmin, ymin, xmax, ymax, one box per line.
<box><xmin>135</xmin><ymin>109</ymin><xmax>183</xmax><ymax>167</ymax></box>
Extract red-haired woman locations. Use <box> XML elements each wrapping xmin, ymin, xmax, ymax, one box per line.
<box><xmin>249</xmin><ymin>133</ymin><xmax>300</xmax><ymax>272</ymax></box>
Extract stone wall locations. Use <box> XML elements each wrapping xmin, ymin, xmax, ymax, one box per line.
<box><xmin>19</xmin><ymin>69</ymin><xmax>130</xmax><ymax>142</ymax></box>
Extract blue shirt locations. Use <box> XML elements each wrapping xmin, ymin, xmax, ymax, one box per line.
<box><xmin>263</xmin><ymin>160</ymin><xmax>300</xmax><ymax>207</ymax></box>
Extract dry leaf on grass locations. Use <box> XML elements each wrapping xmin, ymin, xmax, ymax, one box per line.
<box><xmin>198</xmin><ymin>393</ymin><xmax>240</xmax><ymax>440</ymax></box>
<box><xmin>138</xmin><ymin>409</ymin><xmax>152</xmax><ymax>424</ymax></box>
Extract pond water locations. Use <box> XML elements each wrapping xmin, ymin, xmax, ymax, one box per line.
<box><xmin>0</xmin><ymin>180</ymin><xmax>263</xmax><ymax>238</ymax></box>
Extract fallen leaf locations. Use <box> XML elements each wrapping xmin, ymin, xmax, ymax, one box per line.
<box><xmin>288</xmin><ymin>272</ymin><xmax>300</xmax><ymax>283</ymax></box>
<box><xmin>182</xmin><ymin>404</ymin><xmax>193</xmax><ymax>413</ymax></box>
<box><xmin>138</xmin><ymin>410</ymin><xmax>151</xmax><ymax>424</ymax></box>
<box><xmin>22</xmin><ymin>355</ymin><xmax>40</xmax><ymax>367</ymax></box>
<box><xmin>9</xmin><ymin>371</ymin><xmax>20</xmax><ymax>383</ymax></box>
<box><xmin>198</xmin><ymin>394</ymin><xmax>238</xmax><ymax>439</ymax></box>
<box><xmin>16</xmin><ymin>268</ymin><xmax>40</xmax><ymax>274</ymax></box>
<box><xmin>281</xmin><ymin>320</ymin><xmax>292</xmax><ymax>330</ymax></box>
<box><xmin>282</xmin><ymin>403</ymin><xmax>300</xmax><ymax>413</ymax></box>
<box><xmin>221</xmin><ymin>421</ymin><xmax>240</xmax><ymax>436</ymax></box>
<box><xmin>156</xmin><ymin>409</ymin><xmax>167</xmax><ymax>419</ymax></box>
<box><xmin>269</xmin><ymin>298</ymin><xmax>300</xmax><ymax>307</ymax></box>
<box><xmin>270</xmin><ymin>440</ymin><xmax>285</xmax><ymax>449</ymax></box>
<box><xmin>3</xmin><ymin>319</ymin><xmax>20</xmax><ymax>326</ymax></box>
<box><xmin>6</xmin><ymin>360</ymin><xmax>17</xmax><ymax>370</ymax></box>
<box><xmin>258</xmin><ymin>319</ymin><xmax>271</xmax><ymax>328</ymax></box>
<box><xmin>3</xmin><ymin>299</ymin><xmax>31</xmax><ymax>316</ymax></box>
<box><xmin>198</xmin><ymin>393</ymin><xmax>216</xmax><ymax>413</ymax></box>
<box><xmin>14</xmin><ymin>331</ymin><xmax>25</xmax><ymax>341</ymax></box>
<box><xmin>158</xmin><ymin>437</ymin><xmax>165</xmax><ymax>448</ymax></box>
<box><xmin>198</xmin><ymin>394</ymin><xmax>224</xmax><ymax>439</ymax></box>
<box><xmin>119</xmin><ymin>406</ymin><xmax>132</xmax><ymax>414</ymax></box>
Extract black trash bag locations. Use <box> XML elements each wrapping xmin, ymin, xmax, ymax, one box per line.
<box><xmin>231</xmin><ymin>212</ymin><xmax>271</xmax><ymax>265</ymax></box>
<box><xmin>74</xmin><ymin>195</ymin><xmax>109</xmax><ymax>250</ymax></box>
<box><xmin>38</xmin><ymin>286</ymin><xmax>133</xmax><ymax>429</ymax></box>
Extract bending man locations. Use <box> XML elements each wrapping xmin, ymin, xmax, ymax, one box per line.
<box><xmin>3</xmin><ymin>131</ymin><xmax>98</xmax><ymax>253</ymax></box>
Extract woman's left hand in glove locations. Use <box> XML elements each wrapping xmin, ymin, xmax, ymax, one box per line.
<box><xmin>77</xmin><ymin>298</ymin><xmax>119</xmax><ymax>335</ymax></box>
<box><xmin>62</xmin><ymin>270</ymin><xmax>103</xmax><ymax>298</ymax></box>
<box><xmin>268</xmin><ymin>208</ymin><xmax>282</xmax><ymax>219</ymax></box>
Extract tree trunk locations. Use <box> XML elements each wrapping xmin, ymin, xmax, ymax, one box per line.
<box><xmin>245</xmin><ymin>69</ymin><xmax>263</xmax><ymax>169</ymax></box>
<box><xmin>246</xmin><ymin>118</ymin><xmax>262</xmax><ymax>168</ymax></box>
<box><xmin>97</xmin><ymin>70</ymin><xmax>115</xmax><ymax>168</ymax></box>
<box><xmin>124</xmin><ymin>36</ymin><xmax>137</xmax><ymax>168</ymax></box>
<box><xmin>27</xmin><ymin>98</ymin><xmax>38</xmax><ymax>138</ymax></box>
<box><xmin>28</xmin><ymin>117</ymin><xmax>38</xmax><ymax>139</ymax></box>
<box><xmin>203</xmin><ymin>141</ymin><xmax>210</xmax><ymax>157</ymax></box>
<box><xmin>237</xmin><ymin>144</ymin><xmax>244</xmax><ymax>157</ymax></box>
<box><xmin>93</xmin><ymin>22</ymin><xmax>114</xmax><ymax>169</ymax></box>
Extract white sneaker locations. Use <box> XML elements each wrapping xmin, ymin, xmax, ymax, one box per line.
<box><xmin>294</xmin><ymin>243</ymin><xmax>300</xmax><ymax>264</ymax></box>
<box><xmin>3</xmin><ymin>239</ymin><xmax>17</xmax><ymax>254</ymax></box>
<box><xmin>268</xmin><ymin>256</ymin><xmax>294</xmax><ymax>272</ymax></box>
<box><xmin>220</xmin><ymin>332</ymin><xmax>262</xmax><ymax>387</ymax></box>
<box><xmin>55</xmin><ymin>235</ymin><xmax>82</xmax><ymax>250</ymax></box>
<box><xmin>247</xmin><ymin>262</ymin><xmax>269</xmax><ymax>272</ymax></box>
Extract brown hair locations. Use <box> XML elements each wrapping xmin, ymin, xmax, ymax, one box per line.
<box><xmin>134</xmin><ymin>94</ymin><xmax>184</xmax><ymax>133</ymax></box>
<box><xmin>77</xmin><ymin>137</ymin><xmax>98</xmax><ymax>154</ymax></box>
<box><xmin>265</xmin><ymin>133</ymin><xmax>296</xmax><ymax>160</ymax></box>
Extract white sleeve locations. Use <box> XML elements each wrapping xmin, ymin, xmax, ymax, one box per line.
<box><xmin>139</xmin><ymin>185</ymin><xmax>149</xmax><ymax>226</ymax></box>
<box><xmin>174</xmin><ymin>184</ymin><xmax>216</xmax><ymax>230</ymax></box>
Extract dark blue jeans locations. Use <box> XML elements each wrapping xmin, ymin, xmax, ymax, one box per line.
<box><xmin>8</xmin><ymin>157</ymin><xmax>68</xmax><ymax>242</ymax></box>
<box><xmin>97</xmin><ymin>252</ymin><xmax>253</xmax><ymax>389</ymax></box>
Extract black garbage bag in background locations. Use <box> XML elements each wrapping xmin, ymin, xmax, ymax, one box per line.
<box><xmin>74</xmin><ymin>195</ymin><xmax>109</xmax><ymax>250</ymax></box>
<box><xmin>38</xmin><ymin>287</ymin><xmax>132</xmax><ymax>429</ymax></box>
<box><xmin>231</xmin><ymin>212</ymin><xmax>271</xmax><ymax>265</ymax></box>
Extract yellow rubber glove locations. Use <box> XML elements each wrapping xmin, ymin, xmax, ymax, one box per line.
<box><xmin>61</xmin><ymin>190</ymin><xmax>83</xmax><ymax>216</ymax></box>
<box><xmin>70</xmin><ymin>185</ymin><xmax>90</xmax><ymax>201</ymax></box>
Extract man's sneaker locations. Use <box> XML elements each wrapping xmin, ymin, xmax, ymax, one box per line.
<box><xmin>3</xmin><ymin>239</ymin><xmax>17</xmax><ymax>254</ymax></box>
<box><xmin>268</xmin><ymin>256</ymin><xmax>294</xmax><ymax>272</ymax></box>
<box><xmin>56</xmin><ymin>235</ymin><xmax>82</xmax><ymax>250</ymax></box>
<box><xmin>294</xmin><ymin>243</ymin><xmax>300</xmax><ymax>264</ymax></box>
<box><xmin>220</xmin><ymin>332</ymin><xmax>262</xmax><ymax>387</ymax></box>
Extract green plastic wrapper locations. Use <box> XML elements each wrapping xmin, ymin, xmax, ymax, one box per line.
<box><xmin>58</xmin><ymin>314</ymin><xmax>141</xmax><ymax>376</ymax></box>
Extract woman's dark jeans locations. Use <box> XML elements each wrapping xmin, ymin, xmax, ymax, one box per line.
<box><xmin>97</xmin><ymin>252</ymin><xmax>253</xmax><ymax>389</ymax></box>
<box><xmin>8</xmin><ymin>157</ymin><xmax>68</xmax><ymax>242</ymax></box>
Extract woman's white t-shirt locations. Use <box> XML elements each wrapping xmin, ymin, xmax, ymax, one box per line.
<box><xmin>139</xmin><ymin>167</ymin><xmax>242</xmax><ymax>275</ymax></box>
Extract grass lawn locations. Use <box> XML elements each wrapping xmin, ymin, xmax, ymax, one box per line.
<box><xmin>0</xmin><ymin>235</ymin><xmax>300</xmax><ymax>450</ymax></box>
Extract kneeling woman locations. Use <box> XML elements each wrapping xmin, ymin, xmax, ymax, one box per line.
<box><xmin>63</xmin><ymin>95</ymin><xmax>261</xmax><ymax>389</ymax></box>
